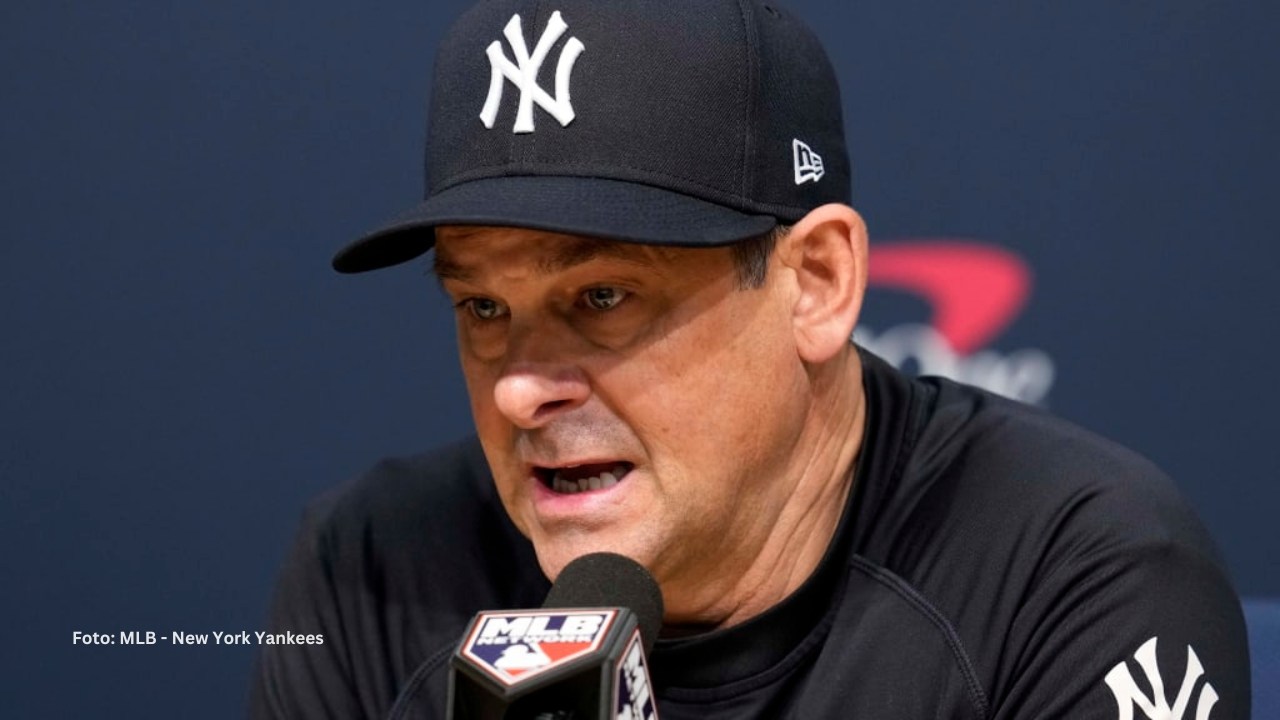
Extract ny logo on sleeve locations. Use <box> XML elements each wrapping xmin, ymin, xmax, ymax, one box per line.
<box><xmin>1104</xmin><ymin>636</ymin><xmax>1219</xmax><ymax>720</ymax></box>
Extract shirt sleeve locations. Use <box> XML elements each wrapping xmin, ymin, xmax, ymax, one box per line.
<box><xmin>989</xmin><ymin>534</ymin><xmax>1251</xmax><ymax>719</ymax></box>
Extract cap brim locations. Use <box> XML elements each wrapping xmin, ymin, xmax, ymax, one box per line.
<box><xmin>331</xmin><ymin>176</ymin><xmax>778</xmax><ymax>273</ymax></box>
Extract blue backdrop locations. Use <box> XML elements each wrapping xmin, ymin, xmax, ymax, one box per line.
<box><xmin>3</xmin><ymin>1</ymin><xmax>1276</xmax><ymax>716</ymax></box>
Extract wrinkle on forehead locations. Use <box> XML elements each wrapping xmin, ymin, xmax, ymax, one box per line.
<box><xmin>432</xmin><ymin>227</ymin><xmax>678</xmax><ymax>285</ymax></box>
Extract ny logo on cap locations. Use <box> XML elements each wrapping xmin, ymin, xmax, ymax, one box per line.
<box><xmin>480</xmin><ymin>11</ymin><xmax>585</xmax><ymax>134</ymax></box>
<box><xmin>793</xmin><ymin>139</ymin><xmax>825</xmax><ymax>185</ymax></box>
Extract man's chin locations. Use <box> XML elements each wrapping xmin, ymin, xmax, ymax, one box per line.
<box><xmin>531</xmin><ymin>537</ymin><xmax>653</xmax><ymax>584</ymax></box>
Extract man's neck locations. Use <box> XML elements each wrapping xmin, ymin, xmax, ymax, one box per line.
<box><xmin>663</xmin><ymin>349</ymin><xmax>866</xmax><ymax>630</ymax></box>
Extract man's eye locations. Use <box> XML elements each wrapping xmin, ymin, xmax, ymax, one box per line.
<box><xmin>582</xmin><ymin>287</ymin><xmax>628</xmax><ymax>311</ymax></box>
<box><xmin>461</xmin><ymin>297</ymin><xmax>508</xmax><ymax>320</ymax></box>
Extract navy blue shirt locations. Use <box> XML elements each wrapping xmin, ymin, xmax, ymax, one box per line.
<box><xmin>250</xmin><ymin>350</ymin><xmax>1250</xmax><ymax>718</ymax></box>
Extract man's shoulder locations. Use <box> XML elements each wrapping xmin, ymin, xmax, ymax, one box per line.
<box><xmin>292</xmin><ymin>436</ymin><xmax>546</xmax><ymax>606</ymax></box>
<box><xmin>916</xmin><ymin>377</ymin><xmax>1207</xmax><ymax>548</ymax></box>
<box><xmin>857</xmin><ymin>359</ymin><xmax>1227</xmax><ymax>587</ymax></box>
<box><xmin>304</xmin><ymin>435</ymin><xmax>496</xmax><ymax>536</ymax></box>
<box><xmin>254</xmin><ymin>438</ymin><xmax>548</xmax><ymax>719</ymax></box>
<box><xmin>852</xmin><ymin>370</ymin><xmax>1249</xmax><ymax>717</ymax></box>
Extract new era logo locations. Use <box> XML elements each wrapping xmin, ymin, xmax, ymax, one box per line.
<box><xmin>480</xmin><ymin>11</ymin><xmax>585</xmax><ymax>134</ymax></box>
<box><xmin>793</xmin><ymin>139</ymin><xmax>824</xmax><ymax>185</ymax></box>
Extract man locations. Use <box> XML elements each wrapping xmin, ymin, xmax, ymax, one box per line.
<box><xmin>251</xmin><ymin>1</ymin><xmax>1250</xmax><ymax>717</ymax></box>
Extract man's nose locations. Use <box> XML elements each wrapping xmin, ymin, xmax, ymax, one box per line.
<box><xmin>492</xmin><ymin>328</ymin><xmax>591</xmax><ymax>429</ymax></box>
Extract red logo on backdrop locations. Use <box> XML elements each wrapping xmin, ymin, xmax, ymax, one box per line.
<box><xmin>857</xmin><ymin>240</ymin><xmax>1056</xmax><ymax>404</ymax></box>
<box><xmin>867</xmin><ymin>242</ymin><xmax>1030</xmax><ymax>355</ymax></box>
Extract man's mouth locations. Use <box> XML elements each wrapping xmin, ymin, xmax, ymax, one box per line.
<box><xmin>534</xmin><ymin>462</ymin><xmax>634</xmax><ymax>495</ymax></box>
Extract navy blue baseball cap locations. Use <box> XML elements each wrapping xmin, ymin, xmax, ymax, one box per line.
<box><xmin>333</xmin><ymin>0</ymin><xmax>851</xmax><ymax>273</ymax></box>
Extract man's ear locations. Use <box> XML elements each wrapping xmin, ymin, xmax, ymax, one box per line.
<box><xmin>777</xmin><ymin>204</ymin><xmax>868</xmax><ymax>364</ymax></box>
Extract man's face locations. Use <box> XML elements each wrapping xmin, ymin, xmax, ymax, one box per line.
<box><xmin>434</xmin><ymin>226</ymin><xmax>812</xmax><ymax>605</ymax></box>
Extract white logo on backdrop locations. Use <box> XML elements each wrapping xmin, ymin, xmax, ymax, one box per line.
<box><xmin>793</xmin><ymin>139</ymin><xmax>825</xmax><ymax>184</ymax></box>
<box><xmin>1104</xmin><ymin>637</ymin><xmax>1219</xmax><ymax>720</ymax></box>
<box><xmin>853</xmin><ymin>324</ymin><xmax>1055</xmax><ymax>405</ymax></box>
<box><xmin>480</xmin><ymin>11</ymin><xmax>585</xmax><ymax>134</ymax></box>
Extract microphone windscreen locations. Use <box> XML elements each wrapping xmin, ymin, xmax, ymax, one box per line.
<box><xmin>542</xmin><ymin>552</ymin><xmax>664</xmax><ymax>656</ymax></box>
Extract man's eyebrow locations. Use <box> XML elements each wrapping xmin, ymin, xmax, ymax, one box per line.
<box><xmin>432</xmin><ymin>237</ymin><xmax>662</xmax><ymax>284</ymax></box>
<box><xmin>431</xmin><ymin>254</ymin><xmax>473</xmax><ymax>283</ymax></box>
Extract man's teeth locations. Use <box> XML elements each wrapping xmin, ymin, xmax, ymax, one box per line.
<box><xmin>550</xmin><ymin>465</ymin><xmax>628</xmax><ymax>494</ymax></box>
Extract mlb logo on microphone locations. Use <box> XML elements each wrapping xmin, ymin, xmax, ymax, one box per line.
<box><xmin>461</xmin><ymin>609</ymin><xmax>617</xmax><ymax>685</ymax></box>
<box><xmin>614</xmin><ymin>629</ymin><xmax>658</xmax><ymax>720</ymax></box>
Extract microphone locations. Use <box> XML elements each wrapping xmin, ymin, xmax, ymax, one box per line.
<box><xmin>447</xmin><ymin>552</ymin><xmax>664</xmax><ymax>719</ymax></box>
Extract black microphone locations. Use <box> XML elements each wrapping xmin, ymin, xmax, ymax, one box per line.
<box><xmin>447</xmin><ymin>552</ymin><xmax>664</xmax><ymax>719</ymax></box>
